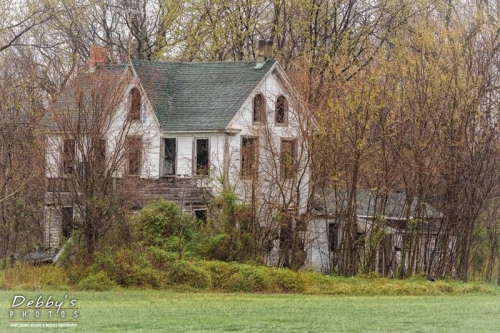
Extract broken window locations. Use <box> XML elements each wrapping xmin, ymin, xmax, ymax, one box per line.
<box><xmin>62</xmin><ymin>138</ymin><xmax>75</xmax><ymax>175</ymax></box>
<box><xmin>95</xmin><ymin>138</ymin><xmax>106</xmax><ymax>171</ymax></box>
<box><xmin>126</xmin><ymin>136</ymin><xmax>142</xmax><ymax>176</ymax></box>
<box><xmin>279</xmin><ymin>211</ymin><xmax>293</xmax><ymax>268</ymax></box>
<box><xmin>61</xmin><ymin>206</ymin><xmax>74</xmax><ymax>239</ymax></box>
<box><xmin>129</xmin><ymin>87</ymin><xmax>141</xmax><ymax>121</ymax></box>
<box><xmin>195</xmin><ymin>138</ymin><xmax>209</xmax><ymax>176</ymax></box>
<box><xmin>253</xmin><ymin>93</ymin><xmax>266</xmax><ymax>123</ymax></box>
<box><xmin>241</xmin><ymin>137</ymin><xmax>258</xmax><ymax>177</ymax></box>
<box><xmin>194</xmin><ymin>209</ymin><xmax>207</xmax><ymax>222</ymax></box>
<box><xmin>275</xmin><ymin>95</ymin><xmax>288</xmax><ymax>124</ymax></box>
<box><xmin>328</xmin><ymin>222</ymin><xmax>338</xmax><ymax>253</ymax></box>
<box><xmin>163</xmin><ymin>138</ymin><xmax>177</xmax><ymax>176</ymax></box>
<box><xmin>280</xmin><ymin>139</ymin><xmax>296</xmax><ymax>179</ymax></box>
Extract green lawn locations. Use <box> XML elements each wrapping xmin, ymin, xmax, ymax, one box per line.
<box><xmin>1</xmin><ymin>290</ymin><xmax>499</xmax><ymax>332</ymax></box>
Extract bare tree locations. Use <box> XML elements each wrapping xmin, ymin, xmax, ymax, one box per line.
<box><xmin>0</xmin><ymin>54</ymin><xmax>46</xmax><ymax>259</ymax></box>
<box><xmin>44</xmin><ymin>65</ymin><xmax>148</xmax><ymax>259</ymax></box>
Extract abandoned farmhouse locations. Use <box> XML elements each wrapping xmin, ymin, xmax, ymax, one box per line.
<box><xmin>41</xmin><ymin>48</ymin><xmax>447</xmax><ymax>275</ymax></box>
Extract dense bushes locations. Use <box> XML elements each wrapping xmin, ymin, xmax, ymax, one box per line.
<box><xmin>71</xmin><ymin>247</ymin><xmax>309</xmax><ymax>292</ymax></box>
<box><xmin>4</xmin><ymin>200</ymin><xmax>494</xmax><ymax>295</ymax></box>
<box><xmin>77</xmin><ymin>271</ymin><xmax>116</xmax><ymax>291</ymax></box>
<box><xmin>1</xmin><ymin>252</ymin><xmax>497</xmax><ymax>295</ymax></box>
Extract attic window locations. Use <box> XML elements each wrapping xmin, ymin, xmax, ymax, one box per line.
<box><xmin>253</xmin><ymin>93</ymin><xmax>266</xmax><ymax>123</ymax></box>
<box><xmin>129</xmin><ymin>88</ymin><xmax>141</xmax><ymax>121</ymax></box>
<box><xmin>275</xmin><ymin>96</ymin><xmax>288</xmax><ymax>125</ymax></box>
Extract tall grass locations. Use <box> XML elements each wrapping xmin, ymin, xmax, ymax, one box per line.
<box><xmin>0</xmin><ymin>263</ymin><xmax>69</xmax><ymax>290</ymax></box>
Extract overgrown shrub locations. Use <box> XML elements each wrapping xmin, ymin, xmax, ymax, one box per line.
<box><xmin>223</xmin><ymin>264</ymin><xmax>270</xmax><ymax>292</ymax></box>
<box><xmin>195</xmin><ymin>260</ymin><xmax>239</xmax><ymax>289</ymax></box>
<box><xmin>132</xmin><ymin>199</ymin><xmax>199</xmax><ymax>259</ymax></box>
<box><xmin>111</xmin><ymin>248</ymin><xmax>161</xmax><ymax>287</ymax></box>
<box><xmin>77</xmin><ymin>271</ymin><xmax>117</xmax><ymax>291</ymax></box>
<box><xmin>87</xmin><ymin>247</ymin><xmax>163</xmax><ymax>288</ymax></box>
<box><xmin>168</xmin><ymin>261</ymin><xmax>211</xmax><ymax>289</ymax></box>
<box><xmin>268</xmin><ymin>268</ymin><xmax>307</xmax><ymax>293</ymax></box>
<box><xmin>146</xmin><ymin>246</ymin><xmax>176</xmax><ymax>270</ymax></box>
<box><xmin>208</xmin><ymin>190</ymin><xmax>263</xmax><ymax>263</ymax></box>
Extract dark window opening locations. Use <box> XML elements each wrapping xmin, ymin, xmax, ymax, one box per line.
<box><xmin>253</xmin><ymin>93</ymin><xmax>266</xmax><ymax>123</ymax></box>
<box><xmin>194</xmin><ymin>209</ymin><xmax>207</xmax><ymax>222</ymax></box>
<box><xmin>241</xmin><ymin>137</ymin><xmax>258</xmax><ymax>177</ymax></box>
<box><xmin>62</xmin><ymin>139</ymin><xmax>75</xmax><ymax>175</ymax></box>
<box><xmin>196</xmin><ymin>139</ymin><xmax>209</xmax><ymax>176</ymax></box>
<box><xmin>279</xmin><ymin>217</ymin><xmax>293</xmax><ymax>268</ymax></box>
<box><xmin>77</xmin><ymin>162</ymin><xmax>91</xmax><ymax>183</ymax></box>
<box><xmin>280</xmin><ymin>139</ymin><xmax>296</xmax><ymax>179</ymax></box>
<box><xmin>62</xmin><ymin>206</ymin><xmax>74</xmax><ymax>239</ymax></box>
<box><xmin>163</xmin><ymin>138</ymin><xmax>176</xmax><ymax>176</ymax></box>
<box><xmin>126</xmin><ymin>136</ymin><xmax>142</xmax><ymax>176</ymax></box>
<box><xmin>95</xmin><ymin>139</ymin><xmax>106</xmax><ymax>171</ymax></box>
<box><xmin>275</xmin><ymin>95</ymin><xmax>288</xmax><ymax>124</ymax></box>
<box><xmin>328</xmin><ymin>223</ymin><xmax>338</xmax><ymax>253</ymax></box>
<box><xmin>129</xmin><ymin>88</ymin><xmax>141</xmax><ymax>121</ymax></box>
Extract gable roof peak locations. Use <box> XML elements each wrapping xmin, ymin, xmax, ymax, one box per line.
<box><xmin>130</xmin><ymin>59</ymin><xmax>277</xmax><ymax>132</ymax></box>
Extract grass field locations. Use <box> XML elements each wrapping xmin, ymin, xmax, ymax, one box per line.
<box><xmin>1</xmin><ymin>290</ymin><xmax>500</xmax><ymax>332</ymax></box>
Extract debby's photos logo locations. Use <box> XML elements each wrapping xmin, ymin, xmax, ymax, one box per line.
<box><xmin>8</xmin><ymin>294</ymin><xmax>79</xmax><ymax>329</ymax></box>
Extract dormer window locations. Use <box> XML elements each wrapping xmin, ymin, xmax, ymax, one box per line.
<box><xmin>253</xmin><ymin>93</ymin><xmax>266</xmax><ymax>123</ymax></box>
<box><xmin>275</xmin><ymin>95</ymin><xmax>288</xmax><ymax>125</ymax></box>
<box><xmin>129</xmin><ymin>87</ymin><xmax>141</xmax><ymax>121</ymax></box>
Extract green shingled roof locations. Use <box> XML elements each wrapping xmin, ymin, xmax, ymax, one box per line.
<box><xmin>131</xmin><ymin>59</ymin><xmax>276</xmax><ymax>131</ymax></box>
<box><xmin>42</xmin><ymin>64</ymin><xmax>127</xmax><ymax>131</ymax></box>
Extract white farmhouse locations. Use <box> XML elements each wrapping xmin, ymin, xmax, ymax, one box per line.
<box><xmin>43</xmin><ymin>48</ymin><xmax>312</xmax><ymax>268</ymax></box>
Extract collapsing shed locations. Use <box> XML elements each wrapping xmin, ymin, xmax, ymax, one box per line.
<box><xmin>309</xmin><ymin>189</ymin><xmax>447</xmax><ymax>277</ymax></box>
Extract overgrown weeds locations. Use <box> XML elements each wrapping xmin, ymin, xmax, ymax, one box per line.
<box><xmin>1</xmin><ymin>256</ymin><xmax>497</xmax><ymax>296</ymax></box>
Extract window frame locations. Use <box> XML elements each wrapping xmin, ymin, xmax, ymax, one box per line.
<box><xmin>280</xmin><ymin>138</ymin><xmax>297</xmax><ymax>179</ymax></box>
<box><xmin>94</xmin><ymin>138</ymin><xmax>106</xmax><ymax>171</ymax></box>
<box><xmin>275</xmin><ymin>95</ymin><xmax>288</xmax><ymax>126</ymax></box>
<box><xmin>61</xmin><ymin>206</ymin><xmax>74</xmax><ymax>239</ymax></box>
<box><xmin>162</xmin><ymin>137</ymin><xmax>177</xmax><ymax>177</ymax></box>
<box><xmin>240</xmin><ymin>136</ymin><xmax>259</xmax><ymax>178</ymax></box>
<box><xmin>128</xmin><ymin>87</ymin><xmax>141</xmax><ymax>122</ymax></box>
<box><xmin>252</xmin><ymin>93</ymin><xmax>266</xmax><ymax>124</ymax></box>
<box><xmin>126</xmin><ymin>136</ymin><xmax>143</xmax><ymax>176</ymax></box>
<box><xmin>62</xmin><ymin>138</ymin><xmax>76</xmax><ymax>176</ymax></box>
<box><xmin>195</xmin><ymin>138</ymin><xmax>210</xmax><ymax>176</ymax></box>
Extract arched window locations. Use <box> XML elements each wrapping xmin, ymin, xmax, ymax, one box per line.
<box><xmin>129</xmin><ymin>87</ymin><xmax>141</xmax><ymax>121</ymax></box>
<box><xmin>275</xmin><ymin>95</ymin><xmax>288</xmax><ymax>125</ymax></box>
<box><xmin>253</xmin><ymin>93</ymin><xmax>266</xmax><ymax>123</ymax></box>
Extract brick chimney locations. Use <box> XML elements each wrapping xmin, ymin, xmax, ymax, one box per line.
<box><xmin>89</xmin><ymin>46</ymin><xmax>106</xmax><ymax>67</ymax></box>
